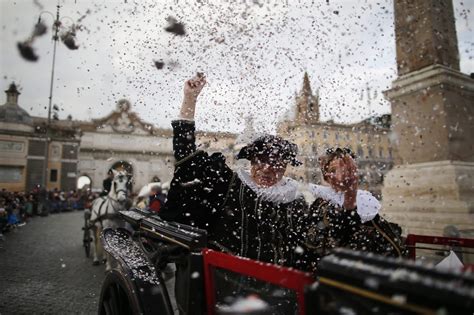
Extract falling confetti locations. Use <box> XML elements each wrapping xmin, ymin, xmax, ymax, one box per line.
<box><xmin>154</xmin><ymin>60</ymin><xmax>165</xmax><ymax>69</ymax></box>
<box><xmin>61</xmin><ymin>31</ymin><xmax>80</xmax><ymax>50</ymax></box>
<box><xmin>17</xmin><ymin>42</ymin><xmax>38</xmax><ymax>61</ymax></box>
<box><xmin>164</xmin><ymin>16</ymin><xmax>186</xmax><ymax>36</ymax></box>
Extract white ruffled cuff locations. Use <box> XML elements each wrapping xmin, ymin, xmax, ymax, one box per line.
<box><xmin>308</xmin><ymin>184</ymin><xmax>380</xmax><ymax>223</ymax></box>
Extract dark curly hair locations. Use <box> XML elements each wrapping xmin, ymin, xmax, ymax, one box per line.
<box><xmin>319</xmin><ymin>147</ymin><xmax>356</xmax><ymax>181</ymax></box>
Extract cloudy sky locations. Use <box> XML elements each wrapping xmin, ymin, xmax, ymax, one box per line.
<box><xmin>1</xmin><ymin>0</ymin><xmax>473</xmax><ymax>133</ymax></box>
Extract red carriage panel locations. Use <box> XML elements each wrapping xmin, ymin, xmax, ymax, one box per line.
<box><xmin>202</xmin><ymin>249</ymin><xmax>314</xmax><ymax>315</ymax></box>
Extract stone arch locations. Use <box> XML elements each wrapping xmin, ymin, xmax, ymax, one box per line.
<box><xmin>77</xmin><ymin>174</ymin><xmax>92</xmax><ymax>190</ymax></box>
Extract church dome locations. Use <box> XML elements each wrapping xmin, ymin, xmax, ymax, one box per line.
<box><xmin>0</xmin><ymin>83</ymin><xmax>33</xmax><ymax>125</ymax></box>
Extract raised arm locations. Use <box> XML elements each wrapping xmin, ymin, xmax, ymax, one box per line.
<box><xmin>172</xmin><ymin>73</ymin><xmax>207</xmax><ymax>161</ymax></box>
<box><xmin>161</xmin><ymin>74</ymin><xmax>234</xmax><ymax>227</ymax></box>
<box><xmin>180</xmin><ymin>73</ymin><xmax>206</xmax><ymax>120</ymax></box>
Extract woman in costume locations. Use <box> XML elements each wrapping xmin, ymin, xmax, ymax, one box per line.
<box><xmin>300</xmin><ymin>147</ymin><xmax>405</xmax><ymax>272</ymax></box>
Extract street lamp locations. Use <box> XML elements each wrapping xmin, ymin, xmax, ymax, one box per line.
<box><xmin>36</xmin><ymin>4</ymin><xmax>77</xmax><ymax>189</ymax></box>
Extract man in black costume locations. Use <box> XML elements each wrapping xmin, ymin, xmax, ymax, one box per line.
<box><xmin>160</xmin><ymin>74</ymin><xmax>307</xmax><ymax>267</ymax></box>
<box><xmin>101</xmin><ymin>169</ymin><xmax>113</xmax><ymax>197</ymax></box>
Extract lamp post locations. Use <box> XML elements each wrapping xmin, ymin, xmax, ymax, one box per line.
<box><xmin>39</xmin><ymin>4</ymin><xmax>75</xmax><ymax>189</ymax></box>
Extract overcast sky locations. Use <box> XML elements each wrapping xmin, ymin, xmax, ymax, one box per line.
<box><xmin>1</xmin><ymin>0</ymin><xmax>473</xmax><ymax>133</ymax></box>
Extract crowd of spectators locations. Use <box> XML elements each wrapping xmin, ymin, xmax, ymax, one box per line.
<box><xmin>0</xmin><ymin>187</ymin><xmax>98</xmax><ymax>241</ymax></box>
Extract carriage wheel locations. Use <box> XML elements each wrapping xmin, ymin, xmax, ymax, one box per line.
<box><xmin>83</xmin><ymin>221</ymin><xmax>92</xmax><ymax>258</ymax></box>
<box><xmin>99</xmin><ymin>270</ymin><xmax>142</xmax><ymax>315</ymax></box>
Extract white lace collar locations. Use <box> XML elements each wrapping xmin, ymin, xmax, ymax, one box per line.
<box><xmin>308</xmin><ymin>184</ymin><xmax>380</xmax><ymax>223</ymax></box>
<box><xmin>236</xmin><ymin>168</ymin><xmax>300</xmax><ymax>204</ymax></box>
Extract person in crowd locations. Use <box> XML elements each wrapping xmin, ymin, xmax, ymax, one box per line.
<box><xmin>37</xmin><ymin>185</ymin><xmax>49</xmax><ymax>216</ymax></box>
<box><xmin>31</xmin><ymin>188</ymin><xmax>39</xmax><ymax>216</ymax></box>
<box><xmin>50</xmin><ymin>189</ymin><xmax>61</xmax><ymax>213</ymax></box>
<box><xmin>299</xmin><ymin>147</ymin><xmax>405</xmax><ymax>272</ymax></box>
<box><xmin>25</xmin><ymin>194</ymin><xmax>34</xmax><ymax>218</ymax></box>
<box><xmin>160</xmin><ymin>73</ymin><xmax>307</xmax><ymax>266</ymax></box>
<box><xmin>83</xmin><ymin>189</ymin><xmax>93</xmax><ymax>210</ymax></box>
<box><xmin>161</xmin><ymin>182</ymin><xmax>170</xmax><ymax>196</ymax></box>
<box><xmin>0</xmin><ymin>198</ymin><xmax>7</xmax><ymax>239</ymax></box>
<box><xmin>15</xmin><ymin>193</ymin><xmax>26</xmax><ymax>222</ymax></box>
<box><xmin>6</xmin><ymin>196</ymin><xmax>21</xmax><ymax>226</ymax></box>
<box><xmin>148</xmin><ymin>185</ymin><xmax>166</xmax><ymax>214</ymax></box>
<box><xmin>135</xmin><ymin>196</ymin><xmax>147</xmax><ymax>209</ymax></box>
<box><xmin>101</xmin><ymin>169</ymin><xmax>114</xmax><ymax>196</ymax></box>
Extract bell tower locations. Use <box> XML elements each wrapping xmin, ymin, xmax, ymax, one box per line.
<box><xmin>5</xmin><ymin>82</ymin><xmax>20</xmax><ymax>105</ymax></box>
<box><xmin>295</xmin><ymin>72</ymin><xmax>320</xmax><ymax>125</ymax></box>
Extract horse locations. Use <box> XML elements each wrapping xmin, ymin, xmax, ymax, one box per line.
<box><xmin>90</xmin><ymin>169</ymin><xmax>132</xmax><ymax>270</ymax></box>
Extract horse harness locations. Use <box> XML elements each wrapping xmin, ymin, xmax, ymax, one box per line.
<box><xmin>90</xmin><ymin>196</ymin><xmax>121</xmax><ymax>228</ymax></box>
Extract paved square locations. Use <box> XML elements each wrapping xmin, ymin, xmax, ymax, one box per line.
<box><xmin>0</xmin><ymin>212</ymin><xmax>105</xmax><ymax>314</ymax></box>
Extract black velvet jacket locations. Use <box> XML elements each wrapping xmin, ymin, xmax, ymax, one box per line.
<box><xmin>299</xmin><ymin>197</ymin><xmax>406</xmax><ymax>273</ymax></box>
<box><xmin>160</xmin><ymin>120</ymin><xmax>307</xmax><ymax>266</ymax></box>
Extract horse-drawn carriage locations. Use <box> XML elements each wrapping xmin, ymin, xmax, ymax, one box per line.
<box><xmin>96</xmin><ymin>207</ymin><xmax>474</xmax><ymax>315</ymax></box>
<box><xmin>82</xmin><ymin>170</ymin><xmax>132</xmax><ymax>267</ymax></box>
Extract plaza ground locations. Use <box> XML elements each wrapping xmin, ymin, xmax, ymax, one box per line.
<box><xmin>0</xmin><ymin>212</ymin><xmax>105</xmax><ymax>314</ymax></box>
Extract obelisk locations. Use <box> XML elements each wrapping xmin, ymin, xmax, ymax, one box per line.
<box><xmin>382</xmin><ymin>0</ymin><xmax>474</xmax><ymax>236</ymax></box>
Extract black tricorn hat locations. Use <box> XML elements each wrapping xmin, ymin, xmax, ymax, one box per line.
<box><xmin>236</xmin><ymin>135</ymin><xmax>302</xmax><ymax>166</ymax></box>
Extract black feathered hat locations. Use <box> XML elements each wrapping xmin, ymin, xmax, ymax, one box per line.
<box><xmin>236</xmin><ymin>135</ymin><xmax>302</xmax><ymax>166</ymax></box>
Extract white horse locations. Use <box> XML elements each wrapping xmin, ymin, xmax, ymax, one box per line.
<box><xmin>90</xmin><ymin>169</ymin><xmax>131</xmax><ymax>270</ymax></box>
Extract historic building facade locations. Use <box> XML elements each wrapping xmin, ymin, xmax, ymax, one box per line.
<box><xmin>278</xmin><ymin>73</ymin><xmax>393</xmax><ymax>197</ymax></box>
<box><xmin>76</xmin><ymin>99</ymin><xmax>237</xmax><ymax>193</ymax></box>
<box><xmin>0</xmin><ymin>83</ymin><xmax>80</xmax><ymax>192</ymax></box>
<box><xmin>0</xmin><ymin>86</ymin><xmax>237</xmax><ymax>193</ymax></box>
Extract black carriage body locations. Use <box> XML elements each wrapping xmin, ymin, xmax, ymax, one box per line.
<box><xmin>307</xmin><ymin>248</ymin><xmax>474</xmax><ymax>315</ymax></box>
<box><xmin>100</xmin><ymin>208</ymin><xmax>474</xmax><ymax>315</ymax></box>
<box><xmin>100</xmin><ymin>209</ymin><xmax>208</xmax><ymax>315</ymax></box>
<box><xmin>101</xmin><ymin>228</ymin><xmax>174</xmax><ymax>314</ymax></box>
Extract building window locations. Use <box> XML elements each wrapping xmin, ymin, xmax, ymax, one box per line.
<box><xmin>368</xmin><ymin>147</ymin><xmax>373</xmax><ymax>157</ymax></box>
<box><xmin>323</xmin><ymin>130</ymin><xmax>328</xmax><ymax>139</ymax></box>
<box><xmin>379</xmin><ymin>147</ymin><xmax>383</xmax><ymax>158</ymax></box>
<box><xmin>62</xmin><ymin>144</ymin><xmax>78</xmax><ymax>159</ymax></box>
<box><xmin>357</xmin><ymin>145</ymin><xmax>364</xmax><ymax>158</ymax></box>
<box><xmin>50</xmin><ymin>169</ymin><xmax>58</xmax><ymax>182</ymax></box>
<box><xmin>51</xmin><ymin>145</ymin><xmax>61</xmax><ymax>157</ymax></box>
<box><xmin>389</xmin><ymin>148</ymin><xmax>393</xmax><ymax>159</ymax></box>
<box><xmin>28</xmin><ymin>140</ymin><xmax>46</xmax><ymax>156</ymax></box>
<box><xmin>0</xmin><ymin>166</ymin><xmax>22</xmax><ymax>182</ymax></box>
<box><xmin>335</xmin><ymin>133</ymin><xmax>339</xmax><ymax>141</ymax></box>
